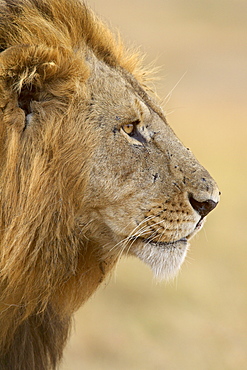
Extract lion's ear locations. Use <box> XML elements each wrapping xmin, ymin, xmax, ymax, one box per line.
<box><xmin>0</xmin><ymin>45</ymin><xmax>89</xmax><ymax>131</ymax></box>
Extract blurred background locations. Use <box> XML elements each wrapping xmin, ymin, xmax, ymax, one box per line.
<box><xmin>62</xmin><ymin>1</ymin><xmax>247</xmax><ymax>369</ymax></box>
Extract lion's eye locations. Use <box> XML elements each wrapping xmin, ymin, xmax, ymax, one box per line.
<box><xmin>122</xmin><ymin>123</ymin><xmax>135</xmax><ymax>135</ymax></box>
<box><xmin>122</xmin><ymin>120</ymin><xmax>140</xmax><ymax>136</ymax></box>
<box><xmin>120</xmin><ymin>119</ymin><xmax>146</xmax><ymax>144</ymax></box>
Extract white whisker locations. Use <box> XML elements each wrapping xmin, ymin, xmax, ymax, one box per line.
<box><xmin>163</xmin><ymin>71</ymin><xmax>187</xmax><ymax>107</ymax></box>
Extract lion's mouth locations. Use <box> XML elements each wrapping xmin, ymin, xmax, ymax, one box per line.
<box><xmin>130</xmin><ymin>216</ymin><xmax>205</xmax><ymax>248</ymax></box>
<box><xmin>141</xmin><ymin>217</ymin><xmax>204</xmax><ymax>248</ymax></box>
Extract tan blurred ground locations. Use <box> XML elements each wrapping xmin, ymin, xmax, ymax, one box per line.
<box><xmin>61</xmin><ymin>1</ymin><xmax>247</xmax><ymax>369</ymax></box>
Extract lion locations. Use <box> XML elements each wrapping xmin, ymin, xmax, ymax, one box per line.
<box><xmin>0</xmin><ymin>0</ymin><xmax>219</xmax><ymax>369</ymax></box>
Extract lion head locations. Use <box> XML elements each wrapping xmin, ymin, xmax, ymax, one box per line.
<box><xmin>0</xmin><ymin>0</ymin><xmax>219</xmax><ymax>369</ymax></box>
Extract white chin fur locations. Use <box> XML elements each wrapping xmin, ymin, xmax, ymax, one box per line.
<box><xmin>132</xmin><ymin>241</ymin><xmax>189</xmax><ymax>281</ymax></box>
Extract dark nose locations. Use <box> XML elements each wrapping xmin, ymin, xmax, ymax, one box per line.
<box><xmin>189</xmin><ymin>195</ymin><xmax>218</xmax><ymax>218</ymax></box>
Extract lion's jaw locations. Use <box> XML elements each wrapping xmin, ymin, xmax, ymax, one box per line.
<box><xmin>130</xmin><ymin>218</ymin><xmax>205</xmax><ymax>280</ymax></box>
<box><xmin>129</xmin><ymin>204</ymin><xmax>206</xmax><ymax>280</ymax></box>
<box><xmin>92</xmin><ymin>196</ymin><xmax>205</xmax><ymax>281</ymax></box>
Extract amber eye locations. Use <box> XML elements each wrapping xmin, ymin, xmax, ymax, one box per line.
<box><xmin>122</xmin><ymin>123</ymin><xmax>135</xmax><ymax>135</ymax></box>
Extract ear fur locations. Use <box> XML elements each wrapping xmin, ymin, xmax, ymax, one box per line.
<box><xmin>0</xmin><ymin>44</ymin><xmax>89</xmax><ymax>131</ymax></box>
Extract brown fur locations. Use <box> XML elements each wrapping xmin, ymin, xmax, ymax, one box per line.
<box><xmin>0</xmin><ymin>1</ymin><xmax>219</xmax><ymax>369</ymax></box>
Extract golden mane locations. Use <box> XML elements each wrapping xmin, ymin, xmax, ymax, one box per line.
<box><xmin>0</xmin><ymin>1</ymin><xmax>145</xmax><ymax>368</ymax></box>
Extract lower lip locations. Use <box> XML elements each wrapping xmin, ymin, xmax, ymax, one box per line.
<box><xmin>144</xmin><ymin>237</ymin><xmax>187</xmax><ymax>248</ymax></box>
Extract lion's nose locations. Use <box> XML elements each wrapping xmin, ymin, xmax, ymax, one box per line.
<box><xmin>189</xmin><ymin>195</ymin><xmax>218</xmax><ymax>218</ymax></box>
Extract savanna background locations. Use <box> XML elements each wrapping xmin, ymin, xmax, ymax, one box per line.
<box><xmin>62</xmin><ymin>1</ymin><xmax>247</xmax><ymax>369</ymax></box>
